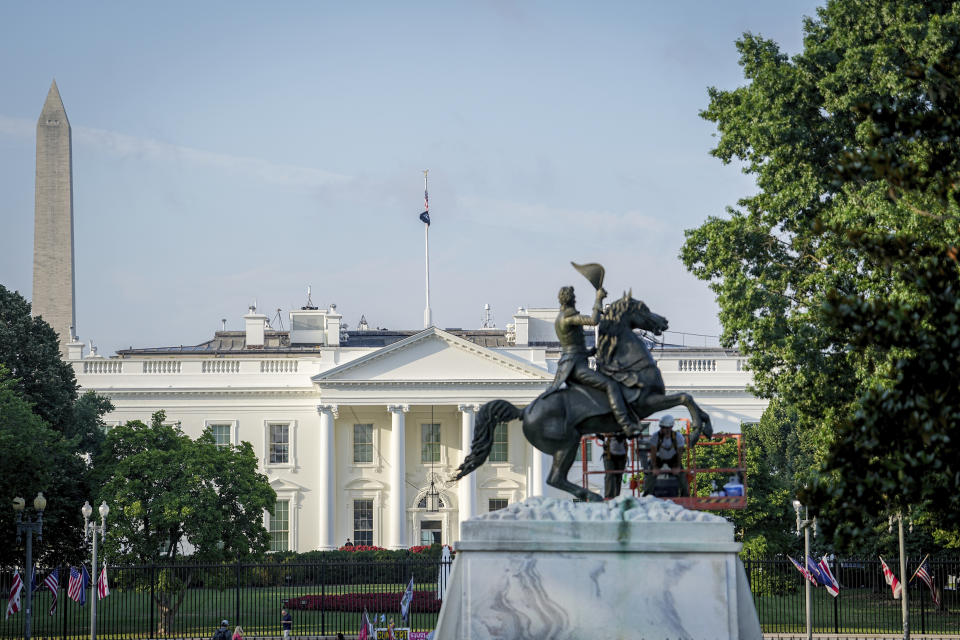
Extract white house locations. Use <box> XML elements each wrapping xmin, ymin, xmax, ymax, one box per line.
<box><xmin>71</xmin><ymin>304</ymin><xmax>766</xmax><ymax>552</ymax></box>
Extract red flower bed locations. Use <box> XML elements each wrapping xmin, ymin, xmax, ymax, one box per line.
<box><xmin>285</xmin><ymin>590</ymin><xmax>441</xmax><ymax>613</ymax></box>
<box><xmin>336</xmin><ymin>544</ymin><xmax>386</xmax><ymax>552</ymax></box>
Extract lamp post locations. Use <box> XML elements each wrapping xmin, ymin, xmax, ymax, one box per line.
<box><xmin>793</xmin><ymin>500</ymin><xmax>816</xmax><ymax>640</ymax></box>
<box><xmin>13</xmin><ymin>492</ymin><xmax>46</xmax><ymax>640</ymax></box>
<box><xmin>82</xmin><ymin>501</ymin><xmax>109</xmax><ymax>640</ymax></box>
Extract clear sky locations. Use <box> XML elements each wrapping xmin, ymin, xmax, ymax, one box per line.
<box><xmin>0</xmin><ymin>1</ymin><xmax>823</xmax><ymax>356</ymax></box>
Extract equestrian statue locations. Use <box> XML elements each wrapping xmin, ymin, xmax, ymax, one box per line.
<box><xmin>452</xmin><ymin>262</ymin><xmax>713</xmax><ymax>502</ymax></box>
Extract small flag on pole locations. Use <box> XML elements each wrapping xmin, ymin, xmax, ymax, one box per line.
<box><xmin>43</xmin><ymin>568</ymin><xmax>59</xmax><ymax>615</ymax></box>
<box><xmin>5</xmin><ymin>571</ymin><xmax>22</xmax><ymax>619</ymax></box>
<box><xmin>911</xmin><ymin>556</ymin><xmax>941</xmax><ymax>609</ymax></box>
<box><xmin>358</xmin><ymin>608</ymin><xmax>374</xmax><ymax>640</ymax></box>
<box><xmin>788</xmin><ymin>556</ymin><xmax>818</xmax><ymax>585</ymax></box>
<box><xmin>420</xmin><ymin>170</ymin><xmax>430</xmax><ymax>225</ymax></box>
<box><xmin>400</xmin><ymin>575</ymin><xmax>414</xmax><ymax>624</ymax></box>
<box><xmin>97</xmin><ymin>565</ymin><xmax>110</xmax><ymax>600</ymax></box>
<box><xmin>67</xmin><ymin>566</ymin><xmax>90</xmax><ymax>606</ymax></box>
<box><xmin>879</xmin><ymin>556</ymin><xmax>902</xmax><ymax>599</ymax></box>
<box><xmin>817</xmin><ymin>556</ymin><xmax>840</xmax><ymax>598</ymax></box>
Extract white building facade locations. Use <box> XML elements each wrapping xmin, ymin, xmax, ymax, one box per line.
<box><xmin>72</xmin><ymin>305</ymin><xmax>767</xmax><ymax>552</ymax></box>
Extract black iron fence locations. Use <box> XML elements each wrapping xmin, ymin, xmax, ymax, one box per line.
<box><xmin>744</xmin><ymin>555</ymin><xmax>960</xmax><ymax>636</ymax></box>
<box><xmin>1</xmin><ymin>555</ymin><xmax>958</xmax><ymax>638</ymax></box>
<box><xmin>0</xmin><ymin>556</ymin><xmax>453</xmax><ymax>639</ymax></box>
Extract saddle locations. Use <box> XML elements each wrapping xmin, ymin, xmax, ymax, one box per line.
<box><xmin>535</xmin><ymin>382</ymin><xmax>643</xmax><ymax>440</ymax></box>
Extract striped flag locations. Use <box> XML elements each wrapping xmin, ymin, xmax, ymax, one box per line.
<box><xmin>5</xmin><ymin>571</ymin><xmax>22</xmax><ymax>619</ymax></box>
<box><xmin>817</xmin><ymin>556</ymin><xmax>840</xmax><ymax>598</ymax></box>
<box><xmin>43</xmin><ymin>569</ymin><xmax>59</xmax><ymax>615</ymax></box>
<box><xmin>67</xmin><ymin>566</ymin><xmax>90</xmax><ymax>606</ymax></box>
<box><xmin>912</xmin><ymin>557</ymin><xmax>941</xmax><ymax>609</ymax></box>
<box><xmin>879</xmin><ymin>556</ymin><xmax>902</xmax><ymax>599</ymax></box>
<box><xmin>97</xmin><ymin>565</ymin><xmax>110</xmax><ymax>600</ymax></box>
<box><xmin>788</xmin><ymin>556</ymin><xmax>817</xmax><ymax>585</ymax></box>
<box><xmin>400</xmin><ymin>575</ymin><xmax>414</xmax><ymax>624</ymax></box>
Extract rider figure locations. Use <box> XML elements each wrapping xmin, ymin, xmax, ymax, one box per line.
<box><xmin>546</xmin><ymin>285</ymin><xmax>641</xmax><ymax>437</ymax></box>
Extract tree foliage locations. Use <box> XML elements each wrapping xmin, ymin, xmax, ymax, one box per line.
<box><xmin>684</xmin><ymin>0</ymin><xmax>960</xmax><ymax>547</ymax></box>
<box><xmin>94</xmin><ymin>411</ymin><xmax>276</xmax><ymax>564</ymax></box>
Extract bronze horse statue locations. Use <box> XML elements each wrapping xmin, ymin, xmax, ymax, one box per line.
<box><xmin>452</xmin><ymin>292</ymin><xmax>713</xmax><ymax>502</ymax></box>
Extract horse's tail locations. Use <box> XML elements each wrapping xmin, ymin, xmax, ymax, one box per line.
<box><xmin>451</xmin><ymin>400</ymin><xmax>522</xmax><ymax>482</ymax></box>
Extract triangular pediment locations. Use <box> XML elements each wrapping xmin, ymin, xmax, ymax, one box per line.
<box><xmin>312</xmin><ymin>327</ymin><xmax>550</xmax><ymax>384</ymax></box>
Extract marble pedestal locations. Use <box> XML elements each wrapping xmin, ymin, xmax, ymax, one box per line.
<box><xmin>434</xmin><ymin>496</ymin><xmax>762</xmax><ymax>640</ymax></box>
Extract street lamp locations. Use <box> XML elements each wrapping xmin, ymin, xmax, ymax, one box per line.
<box><xmin>793</xmin><ymin>500</ymin><xmax>816</xmax><ymax>640</ymax></box>
<box><xmin>13</xmin><ymin>492</ymin><xmax>46</xmax><ymax>640</ymax></box>
<box><xmin>82</xmin><ymin>501</ymin><xmax>109</xmax><ymax>640</ymax></box>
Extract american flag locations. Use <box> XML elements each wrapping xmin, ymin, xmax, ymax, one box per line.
<box><xmin>67</xmin><ymin>566</ymin><xmax>89</xmax><ymax>606</ymax></box>
<box><xmin>788</xmin><ymin>556</ymin><xmax>818</xmax><ymax>586</ymax></box>
<box><xmin>913</xmin><ymin>558</ymin><xmax>941</xmax><ymax>608</ymax></box>
<box><xmin>5</xmin><ymin>571</ymin><xmax>22</xmax><ymax>619</ymax></box>
<box><xmin>43</xmin><ymin>569</ymin><xmax>59</xmax><ymax>615</ymax></box>
<box><xmin>97</xmin><ymin>565</ymin><xmax>110</xmax><ymax>600</ymax></box>
<box><xmin>419</xmin><ymin>177</ymin><xmax>430</xmax><ymax>225</ymax></box>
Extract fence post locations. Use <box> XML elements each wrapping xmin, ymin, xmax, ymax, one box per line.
<box><xmin>149</xmin><ymin>564</ymin><xmax>155</xmax><ymax>638</ymax></box>
<box><xmin>235</xmin><ymin>560</ymin><xmax>241</xmax><ymax>630</ymax></box>
<box><xmin>321</xmin><ymin>559</ymin><xmax>326</xmax><ymax>637</ymax></box>
<box><xmin>61</xmin><ymin>565</ymin><xmax>67</xmax><ymax>640</ymax></box>
<box><xmin>919</xmin><ymin>575</ymin><xmax>926</xmax><ymax>634</ymax></box>
<box><xmin>833</xmin><ymin>590</ymin><xmax>839</xmax><ymax>634</ymax></box>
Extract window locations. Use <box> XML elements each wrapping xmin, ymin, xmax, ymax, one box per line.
<box><xmin>489</xmin><ymin>498</ymin><xmax>508</xmax><ymax>512</ymax></box>
<box><xmin>489</xmin><ymin>423</ymin><xmax>508</xmax><ymax>462</ymax></box>
<box><xmin>421</xmin><ymin>423</ymin><xmax>441</xmax><ymax>463</ymax></box>
<box><xmin>574</xmin><ymin>440</ymin><xmax>592</xmax><ymax>462</ymax></box>
<box><xmin>269</xmin><ymin>423</ymin><xmax>289</xmax><ymax>464</ymax></box>
<box><xmin>269</xmin><ymin>500</ymin><xmax>289</xmax><ymax>552</ymax></box>
<box><xmin>353</xmin><ymin>424</ymin><xmax>373</xmax><ymax>463</ymax></box>
<box><xmin>417</xmin><ymin>492</ymin><xmax>446</xmax><ymax>509</ymax></box>
<box><xmin>353</xmin><ymin>499</ymin><xmax>374</xmax><ymax>546</ymax></box>
<box><xmin>420</xmin><ymin>520</ymin><xmax>442</xmax><ymax>546</ymax></box>
<box><xmin>209</xmin><ymin>424</ymin><xmax>231</xmax><ymax>448</ymax></box>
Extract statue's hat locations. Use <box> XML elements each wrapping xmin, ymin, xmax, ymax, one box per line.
<box><xmin>571</xmin><ymin>262</ymin><xmax>605</xmax><ymax>290</ymax></box>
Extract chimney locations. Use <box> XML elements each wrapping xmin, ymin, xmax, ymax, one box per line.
<box><xmin>512</xmin><ymin>307</ymin><xmax>530</xmax><ymax>346</ymax></box>
<box><xmin>325</xmin><ymin>304</ymin><xmax>342</xmax><ymax>347</ymax></box>
<box><xmin>244</xmin><ymin>304</ymin><xmax>269</xmax><ymax>348</ymax></box>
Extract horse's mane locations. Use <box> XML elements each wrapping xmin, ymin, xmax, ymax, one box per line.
<box><xmin>597</xmin><ymin>296</ymin><xmax>636</xmax><ymax>364</ymax></box>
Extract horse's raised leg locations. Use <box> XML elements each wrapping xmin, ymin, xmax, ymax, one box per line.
<box><xmin>639</xmin><ymin>392</ymin><xmax>713</xmax><ymax>444</ymax></box>
<box><xmin>546</xmin><ymin>438</ymin><xmax>604</xmax><ymax>502</ymax></box>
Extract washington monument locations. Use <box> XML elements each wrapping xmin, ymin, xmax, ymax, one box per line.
<box><xmin>33</xmin><ymin>80</ymin><xmax>76</xmax><ymax>357</ymax></box>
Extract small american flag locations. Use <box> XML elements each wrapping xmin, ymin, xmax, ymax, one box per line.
<box><xmin>817</xmin><ymin>556</ymin><xmax>840</xmax><ymax>598</ymax></box>
<box><xmin>43</xmin><ymin>568</ymin><xmax>59</xmax><ymax>615</ymax></box>
<box><xmin>97</xmin><ymin>565</ymin><xmax>110</xmax><ymax>600</ymax></box>
<box><xmin>879</xmin><ymin>556</ymin><xmax>902</xmax><ymax>599</ymax></box>
<box><xmin>788</xmin><ymin>556</ymin><xmax>817</xmax><ymax>586</ymax></box>
<box><xmin>5</xmin><ymin>571</ymin><xmax>22</xmax><ymax>619</ymax></box>
<box><xmin>68</xmin><ymin>566</ymin><xmax>89</xmax><ymax>606</ymax></box>
<box><xmin>913</xmin><ymin>558</ymin><xmax>941</xmax><ymax>608</ymax></box>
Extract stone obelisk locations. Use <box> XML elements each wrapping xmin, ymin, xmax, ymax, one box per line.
<box><xmin>33</xmin><ymin>80</ymin><xmax>76</xmax><ymax>358</ymax></box>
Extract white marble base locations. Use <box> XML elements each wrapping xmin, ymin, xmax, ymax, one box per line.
<box><xmin>434</xmin><ymin>496</ymin><xmax>762</xmax><ymax>640</ymax></box>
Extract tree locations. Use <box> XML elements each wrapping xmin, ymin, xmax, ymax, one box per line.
<box><xmin>683</xmin><ymin>0</ymin><xmax>960</xmax><ymax>546</ymax></box>
<box><xmin>93</xmin><ymin>411</ymin><xmax>276</xmax><ymax>635</ymax></box>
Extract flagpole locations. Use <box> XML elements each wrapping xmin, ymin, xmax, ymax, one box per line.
<box><xmin>422</xmin><ymin>169</ymin><xmax>433</xmax><ymax>329</ymax></box>
<box><xmin>909</xmin><ymin>553</ymin><xmax>930</xmax><ymax>583</ymax></box>
<box><xmin>898</xmin><ymin>511</ymin><xmax>910</xmax><ymax>640</ymax></box>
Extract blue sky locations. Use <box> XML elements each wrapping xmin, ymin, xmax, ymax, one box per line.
<box><xmin>0</xmin><ymin>1</ymin><xmax>823</xmax><ymax>355</ymax></box>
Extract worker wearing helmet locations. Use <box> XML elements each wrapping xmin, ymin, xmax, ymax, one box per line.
<box><xmin>643</xmin><ymin>415</ymin><xmax>689</xmax><ymax>497</ymax></box>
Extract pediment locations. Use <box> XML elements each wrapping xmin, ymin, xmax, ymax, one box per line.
<box><xmin>312</xmin><ymin>327</ymin><xmax>550</xmax><ymax>385</ymax></box>
<box><xmin>270</xmin><ymin>477</ymin><xmax>308</xmax><ymax>493</ymax></box>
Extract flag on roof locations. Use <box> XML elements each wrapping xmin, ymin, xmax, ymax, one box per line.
<box><xmin>879</xmin><ymin>556</ymin><xmax>902</xmax><ymax>599</ymax></box>
<box><xmin>5</xmin><ymin>571</ymin><xmax>22</xmax><ymax>619</ymax></box>
<box><xmin>817</xmin><ymin>556</ymin><xmax>840</xmax><ymax>598</ymax></box>
<box><xmin>420</xmin><ymin>176</ymin><xmax>430</xmax><ymax>225</ymax></box>
<box><xmin>68</xmin><ymin>566</ymin><xmax>90</xmax><ymax>606</ymax></box>
<box><xmin>912</xmin><ymin>557</ymin><xmax>941</xmax><ymax>609</ymax></box>
<box><xmin>788</xmin><ymin>556</ymin><xmax>817</xmax><ymax>586</ymax></box>
<box><xmin>43</xmin><ymin>568</ymin><xmax>59</xmax><ymax>615</ymax></box>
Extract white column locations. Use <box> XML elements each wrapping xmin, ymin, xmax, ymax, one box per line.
<box><xmin>530</xmin><ymin>445</ymin><xmax>546</xmax><ymax>497</ymax></box>
<box><xmin>316</xmin><ymin>404</ymin><xmax>338</xmax><ymax>550</ymax></box>
<box><xmin>387</xmin><ymin>404</ymin><xmax>409</xmax><ymax>549</ymax></box>
<box><xmin>458</xmin><ymin>404</ymin><xmax>478</xmax><ymax>531</ymax></box>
